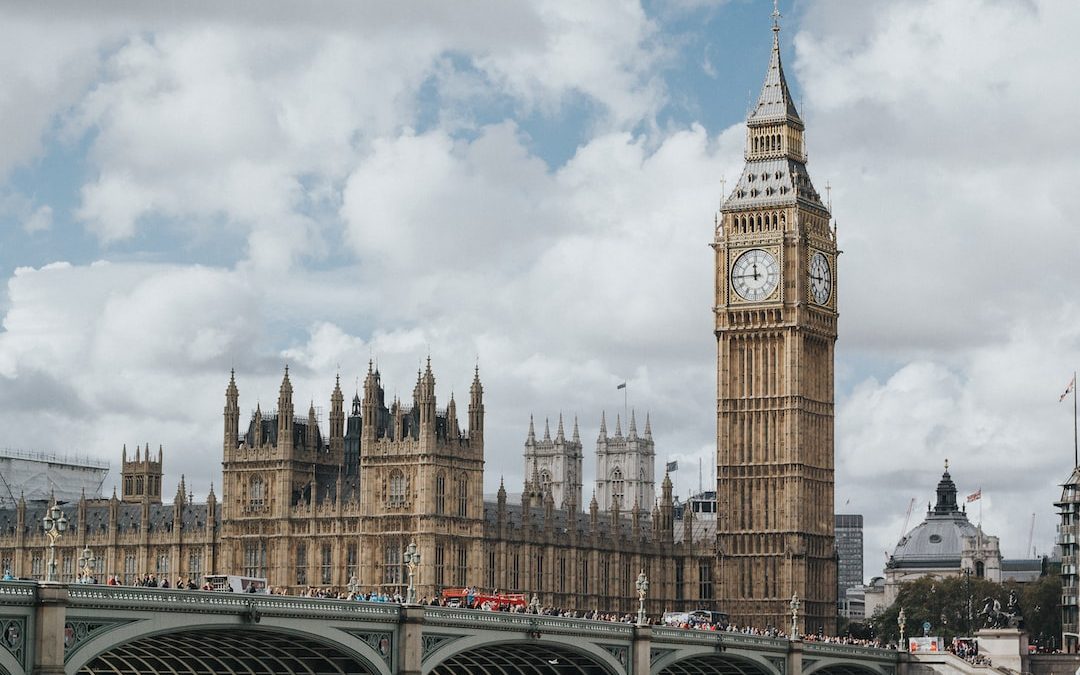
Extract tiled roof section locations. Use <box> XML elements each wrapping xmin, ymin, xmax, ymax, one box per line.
<box><xmin>748</xmin><ymin>31</ymin><xmax>802</xmax><ymax>127</ymax></box>
<box><xmin>723</xmin><ymin>157</ymin><xmax>826</xmax><ymax>211</ymax></box>
<box><xmin>483</xmin><ymin>502</ymin><xmax>657</xmax><ymax>543</ymax></box>
<box><xmin>0</xmin><ymin>501</ymin><xmax>220</xmax><ymax>537</ymax></box>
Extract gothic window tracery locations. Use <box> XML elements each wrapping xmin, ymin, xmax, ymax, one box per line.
<box><xmin>249</xmin><ymin>475</ymin><xmax>265</xmax><ymax>507</ymax></box>
<box><xmin>457</xmin><ymin>474</ymin><xmax>468</xmax><ymax>517</ymax></box>
<box><xmin>435</xmin><ymin>472</ymin><xmax>446</xmax><ymax>514</ymax></box>
<box><xmin>388</xmin><ymin>470</ymin><xmax>406</xmax><ymax>508</ymax></box>
<box><xmin>611</xmin><ymin>467</ymin><xmax>624</xmax><ymax>508</ymax></box>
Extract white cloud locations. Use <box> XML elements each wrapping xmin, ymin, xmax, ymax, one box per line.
<box><xmin>0</xmin><ymin>0</ymin><xmax>1075</xmax><ymax>592</ymax></box>
<box><xmin>22</xmin><ymin>205</ymin><xmax>53</xmax><ymax>234</ymax></box>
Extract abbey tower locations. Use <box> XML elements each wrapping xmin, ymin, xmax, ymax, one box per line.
<box><xmin>713</xmin><ymin>11</ymin><xmax>838</xmax><ymax>633</ymax></box>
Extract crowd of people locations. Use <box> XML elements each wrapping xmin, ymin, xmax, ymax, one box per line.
<box><xmin>0</xmin><ymin>570</ymin><xmax>1012</xmax><ymax>656</ymax></box>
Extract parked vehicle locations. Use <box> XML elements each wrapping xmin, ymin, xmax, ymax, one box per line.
<box><xmin>439</xmin><ymin>587</ymin><xmax>527</xmax><ymax>609</ymax></box>
<box><xmin>203</xmin><ymin>574</ymin><xmax>268</xmax><ymax>594</ymax></box>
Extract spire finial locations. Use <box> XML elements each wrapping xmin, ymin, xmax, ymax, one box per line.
<box><xmin>772</xmin><ymin>0</ymin><xmax>781</xmax><ymax>33</ymax></box>
<box><xmin>944</xmin><ymin>458</ymin><xmax>949</xmax><ymax>471</ymax></box>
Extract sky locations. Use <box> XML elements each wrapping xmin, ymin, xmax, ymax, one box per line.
<box><xmin>0</xmin><ymin>0</ymin><xmax>1077</xmax><ymax>585</ymax></box>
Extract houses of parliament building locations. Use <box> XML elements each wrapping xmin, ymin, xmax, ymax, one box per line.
<box><xmin>0</xmin><ymin>15</ymin><xmax>838</xmax><ymax>632</ymax></box>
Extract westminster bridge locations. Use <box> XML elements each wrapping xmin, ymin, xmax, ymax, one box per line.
<box><xmin>0</xmin><ymin>581</ymin><xmax>908</xmax><ymax>675</ymax></box>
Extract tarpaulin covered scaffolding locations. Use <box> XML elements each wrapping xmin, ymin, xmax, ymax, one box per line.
<box><xmin>0</xmin><ymin>449</ymin><xmax>109</xmax><ymax>507</ymax></box>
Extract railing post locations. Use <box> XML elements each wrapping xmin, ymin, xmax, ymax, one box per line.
<box><xmin>787</xmin><ymin>636</ymin><xmax>803</xmax><ymax>675</ymax></box>
<box><xmin>399</xmin><ymin>604</ymin><xmax>425</xmax><ymax>675</ymax></box>
<box><xmin>632</xmin><ymin>624</ymin><xmax>651</xmax><ymax>675</ymax></box>
<box><xmin>33</xmin><ymin>582</ymin><xmax>69</xmax><ymax>675</ymax></box>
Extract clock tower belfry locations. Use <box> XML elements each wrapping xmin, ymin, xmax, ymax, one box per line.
<box><xmin>713</xmin><ymin>9</ymin><xmax>837</xmax><ymax>634</ymax></box>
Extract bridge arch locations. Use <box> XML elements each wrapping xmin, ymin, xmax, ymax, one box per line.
<box><xmin>67</xmin><ymin>622</ymin><xmax>392</xmax><ymax>675</ymax></box>
<box><xmin>803</xmin><ymin>660</ymin><xmax>890</xmax><ymax>675</ymax></box>
<box><xmin>653</xmin><ymin>649</ymin><xmax>782</xmax><ymax>675</ymax></box>
<box><xmin>425</xmin><ymin>635</ymin><xmax>626</xmax><ymax>674</ymax></box>
<box><xmin>0</xmin><ymin>645</ymin><xmax>18</xmax><ymax>675</ymax></box>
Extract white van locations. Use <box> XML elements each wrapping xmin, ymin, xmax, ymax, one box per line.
<box><xmin>203</xmin><ymin>574</ymin><xmax>268</xmax><ymax>594</ymax></box>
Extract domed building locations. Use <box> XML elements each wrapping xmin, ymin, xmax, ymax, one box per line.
<box><xmin>883</xmin><ymin>462</ymin><xmax>1001</xmax><ymax>604</ymax></box>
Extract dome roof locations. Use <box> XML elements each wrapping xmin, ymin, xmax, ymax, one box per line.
<box><xmin>888</xmin><ymin>463</ymin><xmax>982</xmax><ymax>568</ymax></box>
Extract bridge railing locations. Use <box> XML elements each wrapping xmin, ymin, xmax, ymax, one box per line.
<box><xmin>424</xmin><ymin>606</ymin><xmax>635</xmax><ymax>639</ymax></box>
<box><xmin>799</xmin><ymin>641</ymin><xmax>897</xmax><ymax>659</ymax></box>
<box><xmin>651</xmin><ymin>626</ymin><xmax>789</xmax><ymax>651</ymax></box>
<box><xmin>65</xmin><ymin>585</ymin><xmax>402</xmax><ymax>621</ymax></box>
<box><xmin>0</xmin><ymin>581</ymin><xmax>37</xmax><ymax>605</ymax></box>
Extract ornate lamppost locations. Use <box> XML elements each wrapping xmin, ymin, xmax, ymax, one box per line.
<box><xmin>635</xmin><ymin>570</ymin><xmax>649</xmax><ymax>626</ymax></box>
<box><xmin>77</xmin><ymin>545</ymin><xmax>96</xmax><ymax>584</ymax></box>
<box><xmin>42</xmin><ymin>502</ymin><xmax>68</xmax><ymax>583</ymax></box>
<box><xmin>898</xmin><ymin>608</ymin><xmax>907</xmax><ymax>650</ymax></box>
<box><xmin>347</xmin><ymin>575</ymin><xmax>361</xmax><ymax>600</ymax></box>
<box><xmin>790</xmin><ymin>593</ymin><xmax>800</xmax><ymax>639</ymax></box>
<box><xmin>403</xmin><ymin>542</ymin><xmax>421</xmax><ymax>604</ymax></box>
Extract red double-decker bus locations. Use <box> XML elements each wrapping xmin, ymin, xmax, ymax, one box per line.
<box><xmin>440</xmin><ymin>587</ymin><xmax>528</xmax><ymax>609</ymax></box>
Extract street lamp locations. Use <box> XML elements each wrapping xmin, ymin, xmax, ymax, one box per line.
<box><xmin>898</xmin><ymin>608</ymin><xmax>907</xmax><ymax>649</ymax></box>
<box><xmin>403</xmin><ymin>542</ymin><xmax>421</xmax><ymax>604</ymax></box>
<box><xmin>77</xmin><ymin>545</ymin><xmax>96</xmax><ymax>584</ymax></box>
<box><xmin>790</xmin><ymin>593</ymin><xmax>800</xmax><ymax>639</ymax></box>
<box><xmin>636</xmin><ymin>570</ymin><xmax>649</xmax><ymax>626</ymax></box>
<box><xmin>347</xmin><ymin>575</ymin><xmax>361</xmax><ymax>600</ymax></box>
<box><xmin>42</xmin><ymin>502</ymin><xmax>68</xmax><ymax>583</ymax></box>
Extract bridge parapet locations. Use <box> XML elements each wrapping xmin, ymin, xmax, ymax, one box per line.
<box><xmin>424</xmin><ymin>606</ymin><xmax>635</xmax><ymax>639</ymax></box>
<box><xmin>66</xmin><ymin>585</ymin><xmax>401</xmax><ymax>621</ymax></box>
<box><xmin>652</xmin><ymin>626</ymin><xmax>789</xmax><ymax>651</ymax></box>
<box><xmin>0</xmin><ymin>582</ymin><xmax>35</xmax><ymax>606</ymax></box>
<box><xmin>802</xmin><ymin>641</ymin><xmax>898</xmax><ymax>660</ymax></box>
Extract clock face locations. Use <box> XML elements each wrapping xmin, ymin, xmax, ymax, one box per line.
<box><xmin>809</xmin><ymin>251</ymin><xmax>832</xmax><ymax>304</ymax></box>
<box><xmin>731</xmin><ymin>248</ymin><xmax>780</xmax><ymax>302</ymax></box>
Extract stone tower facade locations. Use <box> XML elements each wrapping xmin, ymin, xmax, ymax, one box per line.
<box><xmin>120</xmin><ymin>443</ymin><xmax>163</xmax><ymax>504</ymax></box>
<box><xmin>713</xmin><ymin>13</ymin><xmax>838</xmax><ymax>633</ymax></box>
<box><xmin>594</xmin><ymin>411</ymin><xmax>655</xmax><ymax>512</ymax></box>
<box><xmin>523</xmin><ymin>414</ymin><xmax>584</xmax><ymax>512</ymax></box>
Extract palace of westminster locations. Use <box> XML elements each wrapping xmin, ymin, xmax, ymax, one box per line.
<box><xmin>0</xmin><ymin>18</ymin><xmax>842</xmax><ymax>632</ymax></box>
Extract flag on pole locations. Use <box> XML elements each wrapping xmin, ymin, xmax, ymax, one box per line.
<box><xmin>966</xmin><ymin>489</ymin><xmax>981</xmax><ymax>503</ymax></box>
<box><xmin>666</xmin><ymin>461</ymin><xmax>678</xmax><ymax>472</ymax></box>
<box><xmin>1061</xmin><ymin>375</ymin><xmax>1076</xmax><ymax>402</ymax></box>
<box><xmin>616</xmin><ymin>382</ymin><xmax>626</xmax><ymax>390</ymax></box>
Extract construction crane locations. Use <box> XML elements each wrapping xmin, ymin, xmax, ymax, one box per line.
<box><xmin>1027</xmin><ymin>513</ymin><xmax>1036</xmax><ymax>558</ymax></box>
<box><xmin>898</xmin><ymin>497</ymin><xmax>916</xmax><ymax>543</ymax></box>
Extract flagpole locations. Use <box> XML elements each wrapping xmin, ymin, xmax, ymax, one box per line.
<box><xmin>1074</xmin><ymin>370</ymin><xmax>1078</xmax><ymax>467</ymax></box>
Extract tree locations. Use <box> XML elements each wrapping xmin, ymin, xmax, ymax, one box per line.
<box><xmin>871</xmin><ymin>575</ymin><xmax>1008</xmax><ymax>644</ymax></box>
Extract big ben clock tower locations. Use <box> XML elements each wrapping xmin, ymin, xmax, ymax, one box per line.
<box><xmin>713</xmin><ymin>7</ymin><xmax>837</xmax><ymax>634</ymax></box>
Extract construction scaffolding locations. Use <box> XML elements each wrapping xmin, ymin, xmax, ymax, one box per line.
<box><xmin>0</xmin><ymin>448</ymin><xmax>109</xmax><ymax>507</ymax></box>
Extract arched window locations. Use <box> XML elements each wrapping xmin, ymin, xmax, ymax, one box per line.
<box><xmin>250</xmin><ymin>476</ymin><xmax>265</xmax><ymax>507</ymax></box>
<box><xmin>975</xmin><ymin>560</ymin><xmax>985</xmax><ymax>578</ymax></box>
<box><xmin>457</xmin><ymin>475</ymin><xmax>468</xmax><ymax>517</ymax></box>
<box><xmin>540</xmin><ymin>470</ymin><xmax>551</xmax><ymax>492</ymax></box>
<box><xmin>611</xmin><ymin>467</ymin><xmax>624</xmax><ymax>508</ymax></box>
<box><xmin>435</xmin><ymin>472</ymin><xmax>446</xmax><ymax>514</ymax></box>
<box><xmin>388</xmin><ymin>470</ymin><xmax>406</xmax><ymax>508</ymax></box>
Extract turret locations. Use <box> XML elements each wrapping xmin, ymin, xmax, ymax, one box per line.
<box><xmin>277</xmin><ymin>366</ymin><xmax>294</xmax><ymax>454</ymax></box>
<box><xmin>362</xmin><ymin>361</ymin><xmax>380</xmax><ymax>444</ymax></box>
<box><xmin>253</xmin><ymin>404</ymin><xmax>263</xmax><ymax>447</ymax></box>
<box><xmin>468</xmin><ymin>365</ymin><xmax>484</xmax><ymax>445</ymax></box>
<box><xmin>599</xmin><ymin>411</ymin><xmax>608</xmax><ymax>441</ymax></box>
<box><xmin>307</xmin><ymin>401</ymin><xmax>318</xmax><ymax>451</ymax></box>
<box><xmin>660</xmin><ymin>472</ymin><xmax>674</xmax><ymax>536</ymax></box>
<box><xmin>418</xmin><ymin>357</ymin><xmax>436</xmax><ymax>443</ymax></box>
<box><xmin>224</xmin><ymin>369</ymin><xmax>239</xmax><ymax>454</ymax></box>
<box><xmin>330</xmin><ymin>374</ymin><xmax>345</xmax><ymax>453</ymax></box>
<box><xmin>628</xmin><ymin>409</ymin><xmax>638</xmax><ymax>440</ymax></box>
<box><xmin>446</xmin><ymin>393</ymin><xmax>459</xmax><ymax>438</ymax></box>
<box><xmin>556</xmin><ymin>413</ymin><xmax>565</xmax><ymax>443</ymax></box>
